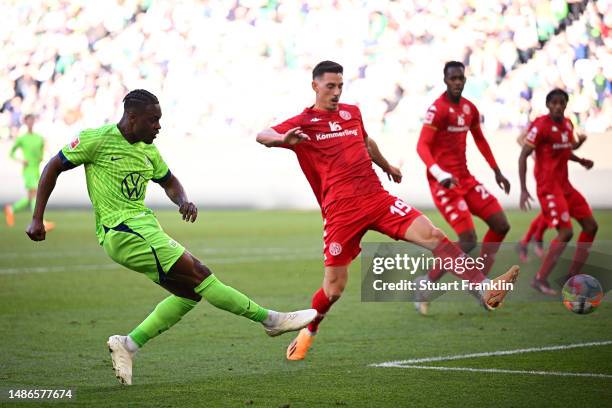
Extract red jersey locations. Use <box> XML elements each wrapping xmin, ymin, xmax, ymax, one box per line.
<box><xmin>418</xmin><ymin>93</ymin><xmax>497</xmax><ymax>181</ymax></box>
<box><xmin>525</xmin><ymin>114</ymin><xmax>575</xmax><ymax>192</ymax></box>
<box><xmin>272</xmin><ymin>103</ymin><xmax>383</xmax><ymax>209</ymax></box>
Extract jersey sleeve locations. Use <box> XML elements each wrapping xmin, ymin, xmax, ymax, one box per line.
<box><xmin>354</xmin><ymin>106</ymin><xmax>369</xmax><ymax>140</ymax></box>
<box><xmin>469</xmin><ymin>103</ymin><xmax>482</xmax><ymax>129</ymax></box>
<box><xmin>59</xmin><ymin>130</ymin><xmax>102</xmax><ymax>168</ymax></box>
<box><xmin>271</xmin><ymin>114</ymin><xmax>303</xmax><ymax>149</ymax></box>
<box><xmin>422</xmin><ymin>102</ymin><xmax>446</xmax><ymax>130</ymax></box>
<box><xmin>524</xmin><ymin>119</ymin><xmax>545</xmax><ymax>147</ymax></box>
<box><xmin>149</xmin><ymin>145</ymin><xmax>171</xmax><ymax>183</ymax></box>
<box><xmin>9</xmin><ymin>137</ymin><xmax>21</xmax><ymax>159</ymax></box>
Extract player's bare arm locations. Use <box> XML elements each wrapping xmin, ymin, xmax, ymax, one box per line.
<box><xmin>25</xmin><ymin>154</ymin><xmax>71</xmax><ymax>241</ymax></box>
<box><xmin>366</xmin><ymin>137</ymin><xmax>402</xmax><ymax>183</ymax></box>
<box><xmin>256</xmin><ymin>127</ymin><xmax>310</xmax><ymax>147</ymax></box>
<box><xmin>158</xmin><ymin>173</ymin><xmax>197</xmax><ymax>222</ymax></box>
<box><xmin>570</xmin><ymin>153</ymin><xmax>594</xmax><ymax>170</ymax></box>
<box><xmin>573</xmin><ymin>132</ymin><xmax>587</xmax><ymax>149</ymax></box>
<box><xmin>518</xmin><ymin>144</ymin><xmax>534</xmax><ymax>211</ymax></box>
<box><xmin>471</xmin><ymin>124</ymin><xmax>510</xmax><ymax>194</ymax></box>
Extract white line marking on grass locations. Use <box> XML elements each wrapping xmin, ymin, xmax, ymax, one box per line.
<box><xmin>388</xmin><ymin>365</ymin><xmax>612</xmax><ymax>379</ymax></box>
<box><xmin>371</xmin><ymin>340</ymin><xmax>612</xmax><ymax>379</ymax></box>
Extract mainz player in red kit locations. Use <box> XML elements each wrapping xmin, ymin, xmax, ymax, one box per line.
<box><xmin>415</xmin><ymin>61</ymin><xmax>512</xmax><ymax>314</ymax></box>
<box><xmin>256</xmin><ymin>60</ymin><xmax>519</xmax><ymax>361</ymax></box>
<box><xmin>519</xmin><ymin>88</ymin><xmax>598</xmax><ymax>295</ymax></box>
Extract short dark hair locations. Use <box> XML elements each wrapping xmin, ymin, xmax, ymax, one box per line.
<box><xmin>23</xmin><ymin>113</ymin><xmax>35</xmax><ymax>121</ymax></box>
<box><xmin>312</xmin><ymin>60</ymin><xmax>343</xmax><ymax>79</ymax></box>
<box><xmin>123</xmin><ymin>89</ymin><xmax>159</xmax><ymax>112</ymax></box>
<box><xmin>443</xmin><ymin>61</ymin><xmax>465</xmax><ymax>76</ymax></box>
<box><xmin>546</xmin><ymin>88</ymin><xmax>569</xmax><ymax>104</ymax></box>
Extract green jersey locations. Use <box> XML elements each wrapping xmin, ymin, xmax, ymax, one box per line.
<box><xmin>10</xmin><ymin>132</ymin><xmax>44</xmax><ymax>167</ymax></box>
<box><xmin>60</xmin><ymin>124</ymin><xmax>170</xmax><ymax>243</ymax></box>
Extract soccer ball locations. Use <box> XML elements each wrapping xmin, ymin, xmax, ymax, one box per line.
<box><xmin>562</xmin><ymin>274</ymin><xmax>603</xmax><ymax>314</ymax></box>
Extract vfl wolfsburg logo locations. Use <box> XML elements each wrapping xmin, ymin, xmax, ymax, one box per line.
<box><xmin>121</xmin><ymin>172</ymin><xmax>146</xmax><ymax>200</ymax></box>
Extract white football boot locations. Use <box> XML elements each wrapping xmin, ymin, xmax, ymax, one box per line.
<box><xmin>263</xmin><ymin>309</ymin><xmax>317</xmax><ymax>337</ymax></box>
<box><xmin>107</xmin><ymin>335</ymin><xmax>136</xmax><ymax>385</ymax></box>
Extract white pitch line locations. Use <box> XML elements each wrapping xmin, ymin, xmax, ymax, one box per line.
<box><xmin>371</xmin><ymin>340</ymin><xmax>612</xmax><ymax>367</ymax></box>
<box><xmin>387</xmin><ymin>365</ymin><xmax>612</xmax><ymax>379</ymax></box>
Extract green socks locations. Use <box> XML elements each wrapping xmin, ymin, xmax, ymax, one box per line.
<box><xmin>128</xmin><ymin>295</ymin><xmax>197</xmax><ymax>347</ymax></box>
<box><xmin>127</xmin><ymin>275</ymin><xmax>268</xmax><ymax>349</ymax></box>
<box><xmin>195</xmin><ymin>274</ymin><xmax>268</xmax><ymax>323</ymax></box>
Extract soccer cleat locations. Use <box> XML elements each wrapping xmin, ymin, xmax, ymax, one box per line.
<box><xmin>43</xmin><ymin>220</ymin><xmax>56</xmax><ymax>232</ymax></box>
<box><xmin>414</xmin><ymin>301</ymin><xmax>429</xmax><ymax>316</ymax></box>
<box><xmin>263</xmin><ymin>309</ymin><xmax>317</xmax><ymax>337</ymax></box>
<box><xmin>4</xmin><ymin>205</ymin><xmax>14</xmax><ymax>227</ymax></box>
<box><xmin>531</xmin><ymin>278</ymin><xmax>558</xmax><ymax>296</ymax></box>
<box><xmin>516</xmin><ymin>242</ymin><xmax>529</xmax><ymax>263</ymax></box>
<box><xmin>286</xmin><ymin>328</ymin><xmax>315</xmax><ymax>361</ymax></box>
<box><xmin>482</xmin><ymin>265</ymin><xmax>520</xmax><ymax>310</ymax></box>
<box><xmin>107</xmin><ymin>335</ymin><xmax>135</xmax><ymax>385</ymax></box>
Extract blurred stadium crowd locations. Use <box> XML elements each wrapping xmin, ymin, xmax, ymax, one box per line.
<box><xmin>0</xmin><ymin>0</ymin><xmax>610</xmax><ymax>143</ymax></box>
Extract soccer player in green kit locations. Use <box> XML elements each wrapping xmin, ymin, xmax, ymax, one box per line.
<box><xmin>4</xmin><ymin>114</ymin><xmax>55</xmax><ymax>230</ymax></box>
<box><xmin>25</xmin><ymin>89</ymin><xmax>316</xmax><ymax>385</ymax></box>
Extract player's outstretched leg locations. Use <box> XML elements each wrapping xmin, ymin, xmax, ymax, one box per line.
<box><xmin>108</xmin><ymin>252</ymin><xmax>315</xmax><ymax>385</ymax></box>
<box><xmin>405</xmin><ymin>215</ymin><xmax>519</xmax><ymax>313</ymax></box>
<box><xmin>287</xmin><ymin>265</ymin><xmax>347</xmax><ymax>361</ymax></box>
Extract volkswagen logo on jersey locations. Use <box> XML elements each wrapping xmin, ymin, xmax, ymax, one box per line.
<box><xmin>121</xmin><ymin>172</ymin><xmax>146</xmax><ymax>201</ymax></box>
<box><xmin>339</xmin><ymin>110</ymin><xmax>351</xmax><ymax>120</ymax></box>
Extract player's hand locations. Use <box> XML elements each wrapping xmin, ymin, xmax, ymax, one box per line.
<box><xmin>283</xmin><ymin>127</ymin><xmax>310</xmax><ymax>145</ymax></box>
<box><xmin>440</xmin><ymin>176</ymin><xmax>458</xmax><ymax>189</ymax></box>
<box><xmin>580</xmin><ymin>158</ymin><xmax>594</xmax><ymax>170</ymax></box>
<box><xmin>179</xmin><ymin>201</ymin><xmax>198</xmax><ymax>223</ymax></box>
<box><xmin>26</xmin><ymin>219</ymin><xmax>46</xmax><ymax>241</ymax></box>
<box><xmin>519</xmin><ymin>190</ymin><xmax>534</xmax><ymax>211</ymax></box>
<box><xmin>577</xmin><ymin>133</ymin><xmax>587</xmax><ymax>143</ymax></box>
<box><xmin>495</xmin><ymin>170</ymin><xmax>511</xmax><ymax>194</ymax></box>
<box><xmin>385</xmin><ymin>165</ymin><xmax>402</xmax><ymax>183</ymax></box>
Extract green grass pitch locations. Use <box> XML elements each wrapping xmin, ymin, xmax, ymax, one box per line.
<box><xmin>1</xmin><ymin>209</ymin><xmax>611</xmax><ymax>407</ymax></box>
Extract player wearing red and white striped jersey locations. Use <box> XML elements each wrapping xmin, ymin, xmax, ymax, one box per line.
<box><xmin>519</xmin><ymin>88</ymin><xmax>598</xmax><ymax>295</ymax></box>
<box><xmin>257</xmin><ymin>60</ymin><xmax>519</xmax><ymax>361</ymax></box>
<box><xmin>415</xmin><ymin>61</ymin><xmax>511</xmax><ymax>313</ymax></box>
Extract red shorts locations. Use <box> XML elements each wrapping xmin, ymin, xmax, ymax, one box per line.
<box><xmin>322</xmin><ymin>191</ymin><xmax>422</xmax><ymax>266</ymax></box>
<box><xmin>428</xmin><ymin>175</ymin><xmax>503</xmax><ymax>235</ymax></box>
<box><xmin>537</xmin><ymin>185</ymin><xmax>592</xmax><ymax>229</ymax></box>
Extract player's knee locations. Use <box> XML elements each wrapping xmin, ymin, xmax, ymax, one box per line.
<box><xmin>583</xmin><ymin>219</ymin><xmax>598</xmax><ymax>236</ymax></box>
<box><xmin>193</xmin><ymin>259</ymin><xmax>212</xmax><ymax>280</ymax></box>
<box><xmin>424</xmin><ymin>226</ymin><xmax>446</xmax><ymax>244</ymax></box>
<box><xmin>558</xmin><ymin>228</ymin><xmax>573</xmax><ymax>242</ymax></box>
<box><xmin>494</xmin><ymin>220</ymin><xmax>511</xmax><ymax>236</ymax></box>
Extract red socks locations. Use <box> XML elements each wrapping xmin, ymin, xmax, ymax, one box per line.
<box><xmin>307</xmin><ymin>287</ymin><xmax>334</xmax><ymax>333</ymax></box>
<box><xmin>536</xmin><ymin>238</ymin><xmax>568</xmax><ymax>281</ymax></box>
<box><xmin>479</xmin><ymin>229</ymin><xmax>506</xmax><ymax>276</ymax></box>
<box><xmin>431</xmin><ymin>238</ymin><xmax>485</xmax><ymax>283</ymax></box>
<box><xmin>567</xmin><ymin>232</ymin><xmax>595</xmax><ymax>277</ymax></box>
